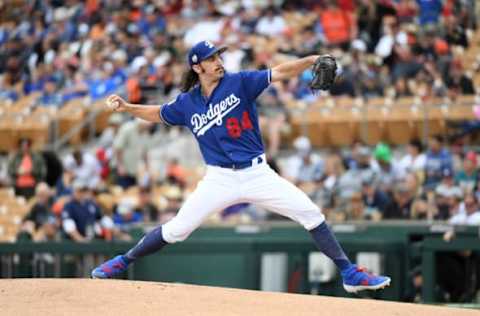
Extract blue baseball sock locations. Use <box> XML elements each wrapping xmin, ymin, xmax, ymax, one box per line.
<box><xmin>309</xmin><ymin>222</ymin><xmax>352</xmax><ymax>271</ymax></box>
<box><xmin>124</xmin><ymin>226</ymin><xmax>168</xmax><ymax>263</ymax></box>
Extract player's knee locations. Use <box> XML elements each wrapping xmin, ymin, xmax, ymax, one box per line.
<box><xmin>161</xmin><ymin>222</ymin><xmax>195</xmax><ymax>244</ymax></box>
<box><xmin>168</xmin><ymin>231</ymin><xmax>191</xmax><ymax>243</ymax></box>
<box><xmin>297</xmin><ymin>208</ymin><xmax>325</xmax><ymax>231</ymax></box>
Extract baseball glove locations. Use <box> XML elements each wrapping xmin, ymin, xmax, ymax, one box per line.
<box><xmin>310</xmin><ymin>55</ymin><xmax>337</xmax><ymax>91</ymax></box>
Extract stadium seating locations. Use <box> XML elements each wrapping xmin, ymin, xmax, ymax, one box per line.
<box><xmin>0</xmin><ymin>189</ymin><xmax>28</xmax><ymax>242</ymax></box>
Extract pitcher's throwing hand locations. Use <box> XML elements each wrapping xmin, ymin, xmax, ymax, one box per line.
<box><xmin>106</xmin><ymin>94</ymin><xmax>127</xmax><ymax>112</ymax></box>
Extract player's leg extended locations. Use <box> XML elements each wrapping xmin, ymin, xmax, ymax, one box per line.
<box><xmin>243</xmin><ymin>164</ymin><xmax>390</xmax><ymax>292</ymax></box>
<box><xmin>91</xmin><ymin>169</ymin><xmax>240</xmax><ymax>279</ymax></box>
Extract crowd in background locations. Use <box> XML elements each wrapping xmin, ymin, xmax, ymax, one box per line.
<box><xmin>0</xmin><ymin>0</ymin><xmax>479</xmax><ymax>244</ymax></box>
<box><xmin>2</xmin><ymin>123</ymin><xmax>185</xmax><ymax>244</ymax></box>
<box><xmin>0</xmin><ymin>0</ymin><xmax>477</xmax><ymax>107</ymax></box>
<box><xmin>281</xmin><ymin>135</ymin><xmax>480</xmax><ymax>225</ymax></box>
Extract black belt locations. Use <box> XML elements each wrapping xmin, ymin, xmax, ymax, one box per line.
<box><xmin>216</xmin><ymin>155</ymin><xmax>265</xmax><ymax>170</ymax></box>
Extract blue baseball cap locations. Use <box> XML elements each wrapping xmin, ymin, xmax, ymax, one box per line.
<box><xmin>187</xmin><ymin>40</ymin><xmax>227</xmax><ymax>67</ymax></box>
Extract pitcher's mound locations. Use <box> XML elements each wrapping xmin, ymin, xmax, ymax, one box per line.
<box><xmin>0</xmin><ymin>279</ymin><xmax>477</xmax><ymax>316</ymax></box>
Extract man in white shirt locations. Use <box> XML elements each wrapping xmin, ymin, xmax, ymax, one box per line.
<box><xmin>255</xmin><ymin>7</ymin><xmax>286</xmax><ymax>37</ymax></box>
<box><xmin>449</xmin><ymin>193</ymin><xmax>480</xmax><ymax>225</ymax></box>
<box><xmin>399</xmin><ymin>139</ymin><xmax>426</xmax><ymax>175</ymax></box>
<box><xmin>63</xmin><ymin>149</ymin><xmax>101</xmax><ymax>189</ymax></box>
<box><xmin>283</xmin><ymin>136</ymin><xmax>323</xmax><ymax>184</ymax></box>
<box><xmin>221</xmin><ymin>37</ymin><xmax>246</xmax><ymax>73</ymax></box>
<box><xmin>113</xmin><ymin>118</ymin><xmax>154</xmax><ymax>189</ymax></box>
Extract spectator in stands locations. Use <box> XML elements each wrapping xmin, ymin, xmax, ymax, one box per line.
<box><xmin>221</xmin><ymin>36</ymin><xmax>246</xmax><ymax>73</ymax></box>
<box><xmin>449</xmin><ymin>193</ymin><xmax>480</xmax><ymax>225</ymax></box>
<box><xmin>404</xmin><ymin>171</ymin><xmax>423</xmax><ymax>198</ymax></box>
<box><xmin>32</xmin><ymin>215</ymin><xmax>59</xmax><ymax>242</ymax></box>
<box><xmin>165</xmin><ymin>158</ymin><xmax>187</xmax><ymax>188</ymax></box>
<box><xmin>444</xmin><ymin>15</ymin><xmax>469</xmax><ymax>48</ymax></box>
<box><xmin>424</xmin><ymin>135</ymin><xmax>453</xmax><ymax>190</ymax></box>
<box><xmin>391</xmin><ymin>42</ymin><xmax>423</xmax><ymax>82</ymax></box>
<box><xmin>416</xmin><ymin>0</ymin><xmax>443</xmax><ymax>26</ymax></box>
<box><xmin>8</xmin><ymin>138</ymin><xmax>46</xmax><ymax>199</ymax></box>
<box><xmin>113</xmin><ymin>197</ymin><xmax>143</xmax><ymax>227</ymax></box>
<box><xmin>320</xmin><ymin>0</ymin><xmax>355</xmax><ymax>50</ymax></box>
<box><xmin>445</xmin><ymin>60</ymin><xmax>475</xmax><ymax>96</ymax></box>
<box><xmin>88</xmin><ymin>183</ymin><xmax>131</xmax><ymax>241</ymax></box>
<box><xmin>383</xmin><ymin>182</ymin><xmax>414</xmax><ymax>219</ymax></box>
<box><xmin>283</xmin><ymin>136</ymin><xmax>323</xmax><ymax>185</ymax></box>
<box><xmin>435</xmin><ymin>179</ymin><xmax>463</xmax><ymax>221</ymax></box>
<box><xmin>361</xmin><ymin>176</ymin><xmax>390</xmax><ymax>219</ymax></box>
<box><xmin>97</xmin><ymin>113</ymin><xmax>124</xmax><ymax>181</ymax></box>
<box><xmin>61</xmin><ymin>71</ymin><xmax>88</xmax><ymax>102</ymax></box>
<box><xmin>410</xmin><ymin>197</ymin><xmax>431</xmax><ymax>220</ymax></box>
<box><xmin>60</xmin><ymin>180</ymin><xmax>88</xmax><ymax>241</ymax></box>
<box><xmin>113</xmin><ymin>118</ymin><xmax>155</xmax><ymax>189</ymax></box>
<box><xmin>134</xmin><ymin>186</ymin><xmax>160</xmax><ymax>223</ymax></box>
<box><xmin>98</xmin><ymin>113</ymin><xmax>124</xmax><ymax>152</ymax></box>
<box><xmin>373</xmin><ymin>143</ymin><xmax>403</xmax><ymax>194</ymax></box>
<box><xmin>344</xmin><ymin>191</ymin><xmax>367</xmax><ymax>221</ymax></box>
<box><xmin>0</xmin><ymin>73</ymin><xmax>19</xmax><ymax>103</ymax></box>
<box><xmin>396</xmin><ymin>0</ymin><xmax>418</xmax><ymax>24</ymax></box>
<box><xmin>19</xmin><ymin>182</ymin><xmax>54</xmax><ymax>240</ymax></box>
<box><xmin>332</xmin><ymin>40</ymin><xmax>363</xmax><ymax>97</ymax></box>
<box><xmin>323</xmin><ymin>153</ymin><xmax>345</xmax><ymax>193</ymax></box>
<box><xmin>394</xmin><ymin>77</ymin><xmax>413</xmax><ymax>98</ymax></box>
<box><xmin>255</xmin><ymin>6</ymin><xmax>286</xmax><ymax>38</ymax></box>
<box><xmin>338</xmin><ymin>145</ymin><xmax>377</xmax><ymax>201</ymax></box>
<box><xmin>455</xmin><ymin>151</ymin><xmax>478</xmax><ymax>193</ymax></box>
<box><xmin>399</xmin><ymin>139</ymin><xmax>426</xmax><ymax>176</ymax></box>
<box><xmin>310</xmin><ymin>153</ymin><xmax>345</xmax><ymax>211</ymax></box>
<box><xmin>87</xmin><ymin>65</ymin><xmax>124</xmax><ymax>101</ymax></box>
<box><xmin>63</xmin><ymin>149</ymin><xmax>102</xmax><ymax>190</ymax></box>
<box><xmin>37</xmin><ymin>78</ymin><xmax>63</xmax><ymax>108</ymax></box>
<box><xmin>183</xmin><ymin>12</ymin><xmax>224</xmax><ymax>47</ymax></box>
<box><xmin>95</xmin><ymin>147</ymin><xmax>110</xmax><ymax>182</ymax></box>
<box><xmin>55</xmin><ymin>165</ymin><xmax>75</xmax><ymax>198</ymax></box>
<box><xmin>137</xmin><ymin>6</ymin><xmax>166</xmax><ymax>42</ymax></box>
<box><xmin>356</xmin><ymin>0</ymin><xmax>396</xmax><ymax>52</ymax></box>
<box><xmin>62</xmin><ymin>180</ymin><xmax>109</xmax><ymax>242</ymax></box>
<box><xmin>160</xmin><ymin>185</ymin><xmax>184</xmax><ymax>223</ymax></box>
<box><xmin>41</xmin><ymin>150</ymin><xmax>63</xmax><ymax>188</ymax></box>
<box><xmin>435</xmin><ymin>167</ymin><xmax>463</xmax><ymax>200</ymax></box>
<box><xmin>23</xmin><ymin>63</ymin><xmax>48</xmax><ymax>95</ymax></box>
<box><xmin>374</xmin><ymin>15</ymin><xmax>408</xmax><ymax>61</ymax></box>
<box><xmin>359</xmin><ymin>60</ymin><xmax>385</xmax><ymax>98</ymax></box>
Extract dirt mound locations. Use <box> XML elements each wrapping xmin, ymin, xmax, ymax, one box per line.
<box><xmin>0</xmin><ymin>279</ymin><xmax>476</xmax><ymax>316</ymax></box>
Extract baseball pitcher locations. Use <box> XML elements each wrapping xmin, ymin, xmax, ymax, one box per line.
<box><xmin>92</xmin><ymin>41</ymin><xmax>390</xmax><ymax>293</ymax></box>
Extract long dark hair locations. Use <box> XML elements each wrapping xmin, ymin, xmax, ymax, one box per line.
<box><xmin>180</xmin><ymin>68</ymin><xmax>199</xmax><ymax>92</ymax></box>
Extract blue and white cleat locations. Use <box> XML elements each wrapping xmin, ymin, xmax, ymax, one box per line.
<box><xmin>341</xmin><ymin>265</ymin><xmax>391</xmax><ymax>293</ymax></box>
<box><xmin>91</xmin><ymin>255</ymin><xmax>129</xmax><ymax>279</ymax></box>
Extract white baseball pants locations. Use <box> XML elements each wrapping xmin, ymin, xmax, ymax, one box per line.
<box><xmin>162</xmin><ymin>158</ymin><xmax>325</xmax><ymax>243</ymax></box>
